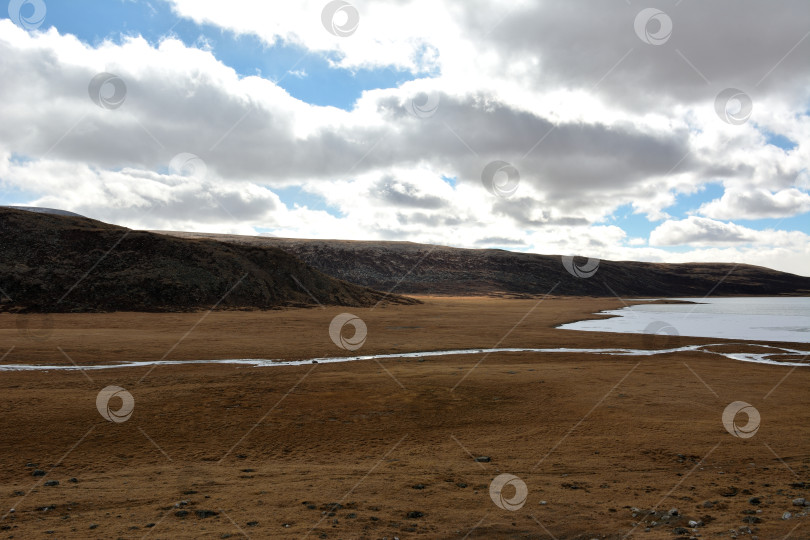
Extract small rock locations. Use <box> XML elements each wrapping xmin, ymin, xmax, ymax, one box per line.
<box><xmin>668</xmin><ymin>508</ymin><xmax>679</xmax><ymax>516</ymax></box>
<box><xmin>673</xmin><ymin>527</ymin><xmax>689</xmax><ymax>535</ymax></box>
<box><xmin>32</xmin><ymin>470</ymin><xmax>46</xmax><ymax>477</ymax></box>
<box><xmin>748</xmin><ymin>497</ymin><xmax>761</xmax><ymax>505</ymax></box>
<box><xmin>68</xmin><ymin>478</ymin><xmax>78</xmax><ymax>483</ymax></box>
<box><xmin>688</xmin><ymin>520</ymin><xmax>699</xmax><ymax>527</ymax></box>
<box><xmin>196</xmin><ymin>510</ymin><xmax>218</xmax><ymax>519</ymax></box>
<box><xmin>793</xmin><ymin>498</ymin><xmax>806</xmax><ymax>506</ymax></box>
<box><xmin>89</xmin><ymin>524</ymin><xmax>98</xmax><ymax>529</ymax></box>
<box><xmin>456</xmin><ymin>482</ymin><xmax>467</xmax><ymax>488</ymax></box>
<box><xmin>742</xmin><ymin>516</ymin><xmax>761</xmax><ymax>524</ymax></box>
<box><xmin>406</xmin><ymin>511</ymin><xmax>424</xmax><ymax>519</ymax></box>
<box><xmin>474</xmin><ymin>456</ymin><xmax>491</xmax><ymax>463</ymax></box>
<box><xmin>539</xmin><ymin>500</ymin><xmax>547</xmax><ymax>505</ymax></box>
<box><xmin>412</xmin><ymin>484</ymin><xmax>425</xmax><ymax>490</ymax></box>
<box><xmin>44</xmin><ymin>480</ymin><xmax>59</xmax><ymax>487</ymax></box>
<box><xmin>246</xmin><ymin>521</ymin><xmax>258</xmax><ymax>527</ymax></box>
<box><xmin>175</xmin><ymin>510</ymin><xmax>189</xmax><ymax>518</ymax></box>
<box><xmin>782</xmin><ymin>511</ymin><xmax>792</xmax><ymax>520</ymax></box>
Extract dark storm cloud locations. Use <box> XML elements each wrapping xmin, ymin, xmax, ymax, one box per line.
<box><xmin>474</xmin><ymin>236</ymin><xmax>527</xmax><ymax>246</ymax></box>
<box><xmin>396</xmin><ymin>212</ymin><xmax>466</xmax><ymax>227</ymax></box>
<box><xmin>376</xmin><ymin>176</ymin><xmax>447</xmax><ymax>209</ymax></box>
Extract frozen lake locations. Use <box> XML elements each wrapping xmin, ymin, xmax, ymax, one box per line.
<box><xmin>558</xmin><ymin>297</ymin><xmax>810</xmax><ymax>343</ymax></box>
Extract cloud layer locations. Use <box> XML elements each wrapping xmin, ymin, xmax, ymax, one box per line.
<box><xmin>0</xmin><ymin>0</ymin><xmax>809</xmax><ymax>276</ymax></box>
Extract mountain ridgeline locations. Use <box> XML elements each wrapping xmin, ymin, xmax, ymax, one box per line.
<box><xmin>2</xmin><ymin>206</ymin><xmax>808</xmax><ymax>314</ymax></box>
<box><xmin>158</xmin><ymin>233</ymin><xmax>810</xmax><ymax>298</ymax></box>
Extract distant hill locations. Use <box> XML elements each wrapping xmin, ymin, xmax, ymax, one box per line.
<box><xmin>0</xmin><ymin>208</ymin><xmax>416</xmax><ymax>313</ymax></box>
<box><xmin>156</xmin><ymin>232</ymin><xmax>810</xmax><ymax>298</ymax></box>
<box><xmin>2</xmin><ymin>206</ymin><xmax>86</xmax><ymax>218</ymax></box>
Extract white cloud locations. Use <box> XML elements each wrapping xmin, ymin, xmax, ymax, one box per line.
<box><xmin>698</xmin><ymin>188</ymin><xmax>810</xmax><ymax>220</ymax></box>
<box><xmin>649</xmin><ymin>216</ymin><xmax>807</xmax><ymax>248</ymax></box>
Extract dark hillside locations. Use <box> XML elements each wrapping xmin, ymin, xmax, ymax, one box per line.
<box><xmin>0</xmin><ymin>208</ymin><xmax>416</xmax><ymax>312</ymax></box>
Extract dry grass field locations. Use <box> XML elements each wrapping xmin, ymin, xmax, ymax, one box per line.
<box><xmin>1</xmin><ymin>297</ymin><xmax>808</xmax><ymax>539</ymax></box>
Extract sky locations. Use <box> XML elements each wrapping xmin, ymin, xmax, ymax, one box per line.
<box><xmin>0</xmin><ymin>0</ymin><xmax>809</xmax><ymax>276</ymax></box>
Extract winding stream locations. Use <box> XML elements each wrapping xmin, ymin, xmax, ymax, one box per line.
<box><xmin>1</xmin><ymin>343</ymin><xmax>807</xmax><ymax>371</ymax></box>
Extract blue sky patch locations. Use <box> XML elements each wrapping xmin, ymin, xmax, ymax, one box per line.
<box><xmin>0</xmin><ymin>185</ymin><xmax>40</xmax><ymax>206</ymax></box>
<box><xmin>610</xmin><ymin>203</ymin><xmax>653</xmax><ymax>240</ymax></box>
<box><xmin>666</xmin><ymin>183</ymin><xmax>725</xmax><ymax>218</ymax></box>
<box><xmin>740</xmin><ymin>214</ymin><xmax>810</xmax><ymax>235</ymax></box>
<box><xmin>20</xmin><ymin>0</ymin><xmax>415</xmax><ymax>110</ymax></box>
<box><xmin>761</xmin><ymin>130</ymin><xmax>798</xmax><ymax>151</ymax></box>
<box><xmin>273</xmin><ymin>185</ymin><xmax>343</xmax><ymax>217</ymax></box>
<box><xmin>440</xmin><ymin>175</ymin><xmax>457</xmax><ymax>188</ymax></box>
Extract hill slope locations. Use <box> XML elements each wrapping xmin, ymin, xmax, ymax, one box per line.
<box><xmin>0</xmin><ymin>209</ymin><xmax>416</xmax><ymax>312</ymax></box>
<box><xmin>156</xmin><ymin>232</ymin><xmax>810</xmax><ymax>298</ymax></box>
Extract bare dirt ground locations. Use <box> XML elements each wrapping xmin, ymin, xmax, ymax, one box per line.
<box><xmin>0</xmin><ymin>296</ymin><xmax>808</xmax><ymax>539</ymax></box>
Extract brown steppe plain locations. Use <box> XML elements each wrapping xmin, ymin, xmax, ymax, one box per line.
<box><xmin>1</xmin><ymin>296</ymin><xmax>809</xmax><ymax>539</ymax></box>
